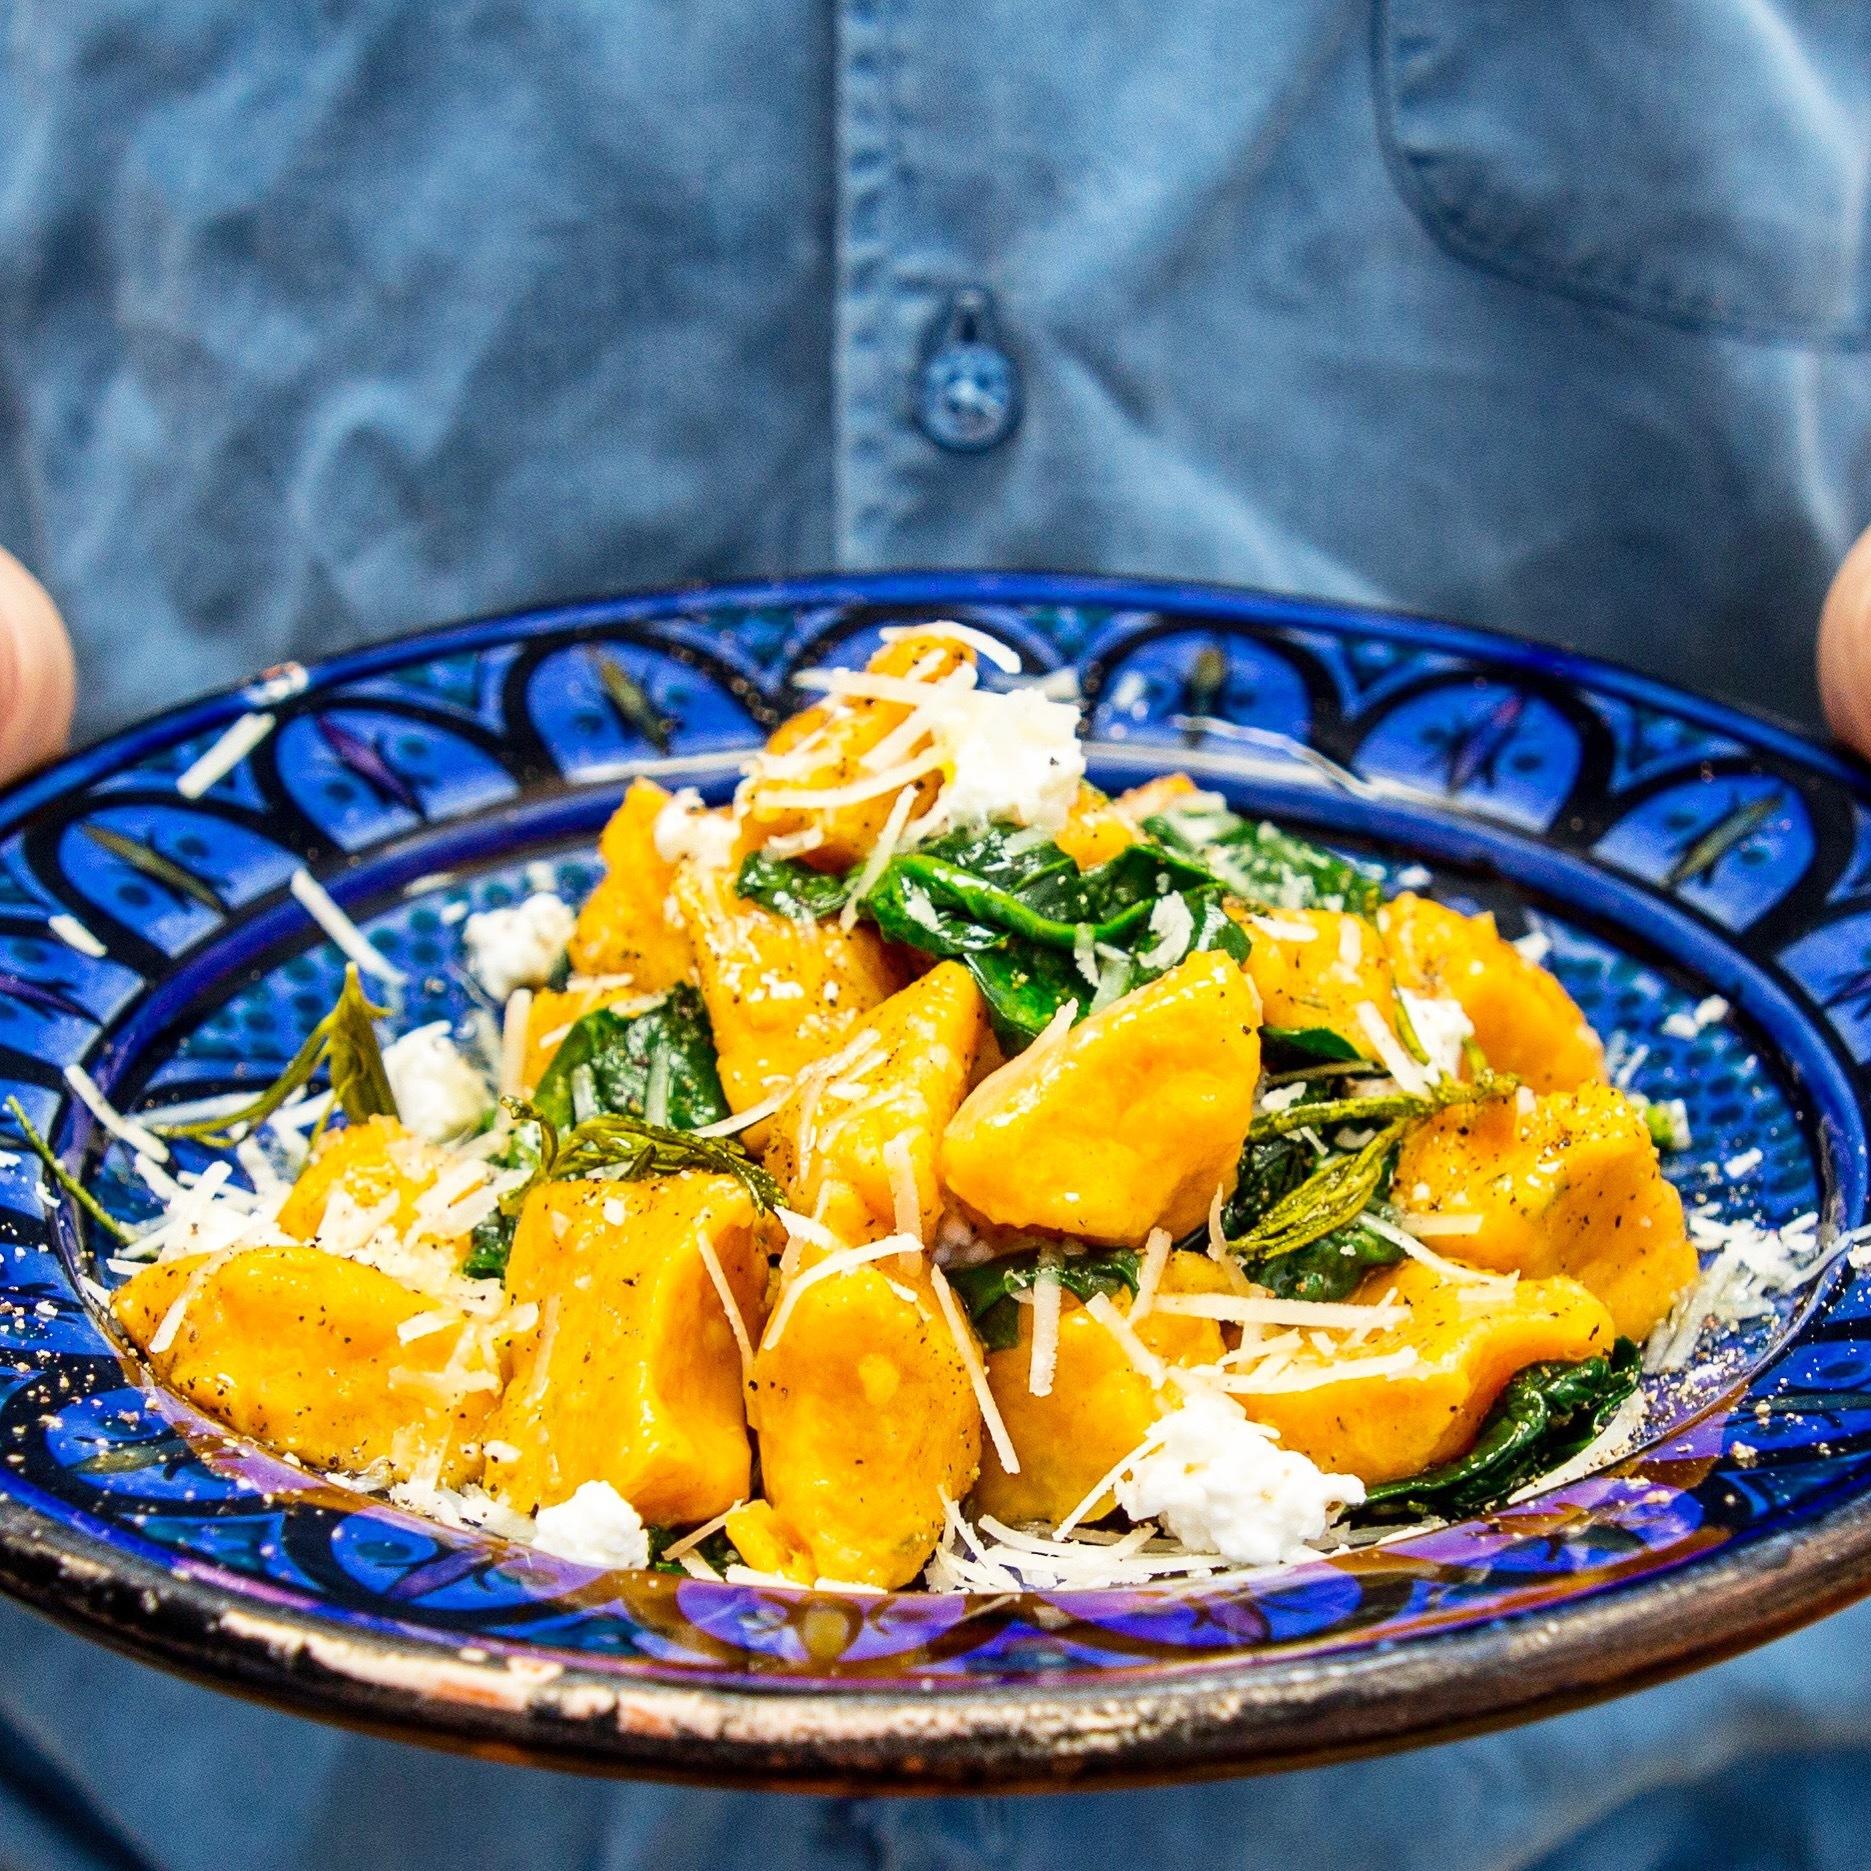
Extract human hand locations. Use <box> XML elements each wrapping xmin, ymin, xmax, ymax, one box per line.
<box><xmin>0</xmin><ymin>548</ymin><xmax>75</xmax><ymax>782</ymax></box>
<box><xmin>1819</xmin><ymin>524</ymin><xmax>1871</xmax><ymax>757</ymax></box>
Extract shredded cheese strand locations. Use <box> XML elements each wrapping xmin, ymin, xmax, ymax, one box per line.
<box><xmin>1130</xmin><ymin>1228</ymin><xmax>1173</xmax><ymax>1322</ymax></box>
<box><xmin>290</xmin><ymin>868</ymin><xmax>408</xmax><ymax>984</ymax></box>
<box><xmin>929</xmin><ymin>1262</ymin><xmax>1020</xmax><ymax>1476</ymax></box>
<box><xmin>176</xmin><ymin>711</ymin><xmax>276</xmax><ymax>798</ymax></box>
<box><xmin>694</xmin><ymin>1230</ymin><xmax>756</xmax><ymax>1385</ymax></box>
<box><xmin>1028</xmin><ymin>1255</ymin><xmax>1062</xmax><ymax>1398</ymax></box>
<box><xmin>64</xmin><ymin>1062</ymin><xmax>171</xmax><ymax>1163</ymax></box>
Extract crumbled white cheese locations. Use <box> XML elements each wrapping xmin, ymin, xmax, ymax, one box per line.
<box><xmin>1137</xmin><ymin>893</ymin><xmax>1195</xmax><ymax>972</ymax></box>
<box><xmin>653</xmin><ymin>787</ymin><xmax>739</xmax><ymax>869</ymax></box>
<box><xmin>462</xmin><ymin>893</ymin><xmax>575</xmax><ymax>1001</ymax></box>
<box><xmin>1661</xmin><ymin>994</ymin><xmax>1730</xmax><ymax>1041</ymax></box>
<box><xmin>1511</xmin><ymin>928</ymin><xmax>1552</xmax><ymax>966</ymax></box>
<box><xmin>530</xmin><ymin>1480</ymin><xmax>651</xmax><ymax>1569</ymax></box>
<box><xmin>383</xmin><ymin>1024</ymin><xmax>493</xmax><ymax>1143</ymax></box>
<box><xmin>1113</xmin><ymin>1389</ymin><xmax>1363</xmax><ymax>1566</ymax></box>
<box><xmin>918</xmin><ymin>686</ymin><xmax>1085</xmax><ymax>838</ymax></box>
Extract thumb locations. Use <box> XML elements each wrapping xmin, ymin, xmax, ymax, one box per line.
<box><xmin>1819</xmin><ymin>524</ymin><xmax>1871</xmax><ymax>759</ymax></box>
<box><xmin>0</xmin><ymin>548</ymin><xmax>75</xmax><ymax>781</ymax></box>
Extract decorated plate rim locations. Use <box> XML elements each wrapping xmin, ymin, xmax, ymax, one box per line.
<box><xmin>1</xmin><ymin>568</ymin><xmax>1869</xmax><ymax>1790</ymax></box>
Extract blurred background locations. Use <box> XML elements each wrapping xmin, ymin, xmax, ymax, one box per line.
<box><xmin>4</xmin><ymin>6</ymin><xmax>1868</xmax><ymax>747</ymax></box>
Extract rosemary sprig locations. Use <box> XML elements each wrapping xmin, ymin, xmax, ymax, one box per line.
<box><xmin>1247</xmin><ymin>1071</ymin><xmax>1514</xmax><ymax>1142</ymax></box>
<box><xmin>152</xmin><ymin>964</ymin><xmax>399</xmax><ymax>1147</ymax></box>
<box><xmin>1229</xmin><ymin>1121</ymin><xmax>1405</xmax><ymax>1263</ymax></box>
<box><xmin>4</xmin><ymin>1094</ymin><xmax>136</xmax><ymax>1245</ymax></box>
<box><xmin>501</xmin><ymin>1096</ymin><xmax>781</xmax><ymax>1214</ymax></box>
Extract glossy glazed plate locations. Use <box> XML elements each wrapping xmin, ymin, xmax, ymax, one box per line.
<box><xmin>3</xmin><ymin>572</ymin><xmax>1871</xmax><ymax>1792</ymax></box>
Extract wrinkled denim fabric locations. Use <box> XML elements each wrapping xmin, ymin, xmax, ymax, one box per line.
<box><xmin>4</xmin><ymin>3</ymin><xmax>1870</xmax><ymax>740</ymax></box>
<box><xmin>3</xmin><ymin>5</ymin><xmax>1871</xmax><ymax>1868</ymax></box>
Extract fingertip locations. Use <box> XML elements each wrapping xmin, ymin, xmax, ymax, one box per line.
<box><xmin>0</xmin><ymin>547</ymin><xmax>74</xmax><ymax>780</ymax></box>
<box><xmin>1819</xmin><ymin>526</ymin><xmax>1871</xmax><ymax>759</ymax></box>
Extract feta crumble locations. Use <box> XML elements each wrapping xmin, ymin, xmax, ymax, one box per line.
<box><xmin>462</xmin><ymin>893</ymin><xmax>575</xmax><ymax>1001</ymax></box>
<box><xmin>920</xmin><ymin>686</ymin><xmax>1085</xmax><ymax>838</ymax></box>
<box><xmin>1113</xmin><ymin>1389</ymin><xmax>1363</xmax><ymax>1566</ymax></box>
<box><xmin>383</xmin><ymin>1024</ymin><xmax>493</xmax><ymax>1143</ymax></box>
<box><xmin>530</xmin><ymin>1480</ymin><xmax>651</xmax><ymax>1569</ymax></box>
<box><xmin>653</xmin><ymin>788</ymin><xmax>740</xmax><ymax>869</ymax></box>
<box><xmin>1137</xmin><ymin>893</ymin><xmax>1195</xmax><ymax>972</ymax></box>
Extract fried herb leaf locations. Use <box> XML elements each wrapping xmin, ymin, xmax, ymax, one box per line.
<box><xmin>1246</xmin><ymin>1072</ymin><xmax>1513</xmax><ymax>1144</ymax></box>
<box><xmin>152</xmin><ymin>963</ymin><xmax>399</xmax><ymax>1146</ymax></box>
<box><xmin>1228</xmin><ymin>1122</ymin><xmax>1406</xmax><ymax>1263</ymax></box>
<box><xmin>1353</xmin><ymin>1339</ymin><xmax>1642</xmax><ymax>1524</ymax></box>
<box><xmin>1145</xmin><ymin>805</ymin><xmax>1382</xmax><ymax>915</ymax></box>
<box><xmin>531</xmin><ymin>985</ymin><xmax>728</xmax><ymax>1132</ymax></box>
<box><xmin>502</xmin><ymin>1096</ymin><xmax>781</xmax><ymax>1215</ymax></box>
<box><xmin>4</xmin><ymin>1094</ymin><xmax>137</xmax><ymax>1245</ymax></box>
<box><xmin>947</xmin><ymin>1247</ymin><xmax>1142</xmax><ymax>1352</ymax></box>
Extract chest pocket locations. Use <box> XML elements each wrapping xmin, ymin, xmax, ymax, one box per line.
<box><xmin>1376</xmin><ymin>0</ymin><xmax>1871</xmax><ymax>345</ymax></box>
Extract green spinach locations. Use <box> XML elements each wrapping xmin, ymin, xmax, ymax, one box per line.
<box><xmin>531</xmin><ymin>985</ymin><xmax>729</xmax><ymax>1131</ymax></box>
<box><xmin>1240</xmin><ymin>1224</ymin><xmax>1402</xmax><ymax>1303</ymax></box>
<box><xmin>734</xmin><ymin>852</ymin><xmax>855</xmax><ymax>922</ymax></box>
<box><xmin>1353</xmin><ymin>1340</ymin><xmax>1642</xmax><ymax>1524</ymax></box>
<box><xmin>948</xmin><ymin>1246</ymin><xmax>1142</xmax><ymax>1352</ymax></box>
<box><xmin>1145</xmin><ymin>805</ymin><xmax>1382</xmax><ymax>915</ymax></box>
<box><xmin>743</xmin><ymin>822</ymin><xmax>1251</xmax><ymax>1051</ymax></box>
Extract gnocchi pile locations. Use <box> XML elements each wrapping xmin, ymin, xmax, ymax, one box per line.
<box><xmin>98</xmin><ymin>625</ymin><xmax>1701</xmax><ymax>1591</ymax></box>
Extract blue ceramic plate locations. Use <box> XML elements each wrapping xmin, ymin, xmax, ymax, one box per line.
<box><xmin>3</xmin><ymin>572</ymin><xmax>1870</xmax><ymax>1790</ymax></box>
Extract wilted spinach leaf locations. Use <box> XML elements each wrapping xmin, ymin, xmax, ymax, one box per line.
<box><xmin>1146</xmin><ymin>806</ymin><xmax>1382</xmax><ymax>915</ymax></box>
<box><xmin>1353</xmin><ymin>1340</ymin><xmax>1642</xmax><ymax>1524</ymax></box>
<box><xmin>463</xmin><ymin>1210</ymin><xmax>516</xmax><ymax>1281</ymax></box>
<box><xmin>1240</xmin><ymin>1223</ymin><xmax>1403</xmax><ymax>1302</ymax></box>
<box><xmin>532</xmin><ymin>985</ymin><xmax>728</xmax><ymax>1131</ymax></box>
<box><xmin>948</xmin><ymin>1247</ymin><xmax>1143</xmax><ymax>1352</ymax></box>
<box><xmin>648</xmin><ymin>1524</ymin><xmax>745</xmax><ymax>1575</ymax></box>
<box><xmin>1260</xmin><ymin>1025</ymin><xmax>1365</xmax><ymax>1070</ymax></box>
<box><xmin>735</xmin><ymin>853</ymin><xmax>854</xmax><ymax>921</ymax></box>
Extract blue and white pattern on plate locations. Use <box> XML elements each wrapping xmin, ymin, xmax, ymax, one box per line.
<box><xmin>0</xmin><ymin>573</ymin><xmax>1868</xmax><ymax>1786</ymax></box>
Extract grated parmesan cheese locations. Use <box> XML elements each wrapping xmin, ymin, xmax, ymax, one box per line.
<box><xmin>1027</xmin><ymin>1258</ymin><xmax>1063</xmax><ymax>1398</ymax></box>
<box><xmin>290</xmin><ymin>868</ymin><xmax>408</xmax><ymax>986</ymax></box>
<box><xmin>877</xmin><ymin>620</ymin><xmax>1022</xmax><ymax>672</ymax></box>
<box><xmin>64</xmin><ymin>1062</ymin><xmax>170</xmax><ymax>1163</ymax></box>
<box><xmin>1353</xmin><ymin>1002</ymin><xmax>1432</xmax><ymax>1098</ymax></box>
<box><xmin>176</xmin><ymin>711</ymin><xmax>276</xmax><ymax>798</ymax></box>
<box><xmin>47</xmin><ymin>912</ymin><xmax>106</xmax><ymax>958</ymax></box>
<box><xmin>1130</xmin><ymin>1228</ymin><xmax>1173</xmax><ymax>1323</ymax></box>
<box><xmin>1137</xmin><ymin>893</ymin><xmax>1194</xmax><ymax>972</ymax></box>
<box><xmin>929</xmin><ymin>1262</ymin><xmax>1020</xmax><ymax>1475</ymax></box>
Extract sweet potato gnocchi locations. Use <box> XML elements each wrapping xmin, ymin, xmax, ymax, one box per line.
<box><xmin>94</xmin><ymin>623</ymin><xmax>1710</xmax><ymax>1591</ymax></box>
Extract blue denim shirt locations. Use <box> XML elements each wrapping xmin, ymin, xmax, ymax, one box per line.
<box><xmin>4</xmin><ymin>5</ymin><xmax>1871</xmax><ymax>1867</ymax></box>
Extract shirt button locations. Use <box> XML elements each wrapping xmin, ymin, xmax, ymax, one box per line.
<box><xmin>915</xmin><ymin>287</ymin><xmax>1021</xmax><ymax>453</ymax></box>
